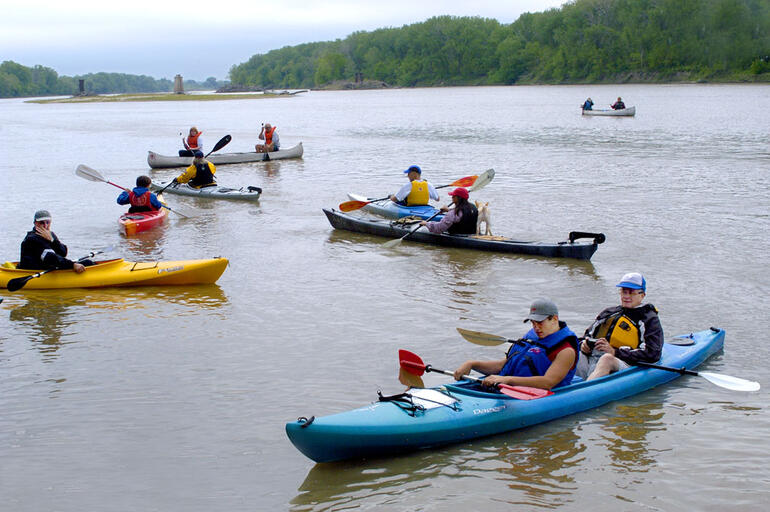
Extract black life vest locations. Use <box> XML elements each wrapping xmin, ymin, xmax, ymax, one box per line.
<box><xmin>448</xmin><ymin>201</ymin><xmax>478</xmax><ymax>235</ymax></box>
<box><xmin>190</xmin><ymin>162</ymin><xmax>216</xmax><ymax>188</ymax></box>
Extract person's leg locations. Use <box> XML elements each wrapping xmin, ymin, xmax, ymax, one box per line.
<box><xmin>587</xmin><ymin>353</ymin><xmax>621</xmax><ymax>380</ymax></box>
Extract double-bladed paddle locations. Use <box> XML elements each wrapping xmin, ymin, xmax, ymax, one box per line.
<box><xmin>398</xmin><ymin>349</ymin><xmax>552</xmax><ymax>400</ymax></box>
<box><xmin>455</xmin><ymin>327</ymin><xmax>760</xmax><ymax>392</ymax></box>
<box><xmin>6</xmin><ymin>247</ymin><xmax>112</xmax><ymax>292</ymax></box>
<box><xmin>157</xmin><ymin>134</ymin><xmax>232</xmax><ymax>195</ymax></box>
<box><xmin>75</xmin><ymin>165</ymin><xmax>192</xmax><ymax>219</ymax></box>
<box><xmin>338</xmin><ymin>168</ymin><xmax>495</xmax><ymax>213</ymax></box>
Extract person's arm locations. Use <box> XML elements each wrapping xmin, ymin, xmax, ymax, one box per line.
<box><xmin>175</xmin><ymin>165</ymin><xmax>196</xmax><ymax>184</ymax></box>
<box><xmin>117</xmin><ymin>191</ymin><xmax>131</xmax><ymax>205</ymax></box>
<box><xmin>258</xmin><ymin>126</ymin><xmax>265</xmax><ymax>140</ymax></box>
<box><xmin>390</xmin><ymin>183</ymin><xmax>412</xmax><ymax>202</ymax></box>
<box><xmin>272</xmin><ymin>131</ymin><xmax>279</xmax><ymax>145</ymax></box>
<box><xmin>150</xmin><ymin>193</ymin><xmax>163</xmax><ymax>210</ymax></box>
<box><xmin>616</xmin><ymin>314</ymin><xmax>663</xmax><ymax>364</ymax></box>
<box><xmin>427</xmin><ymin>183</ymin><xmax>439</xmax><ymax>201</ymax></box>
<box><xmin>484</xmin><ymin>348</ymin><xmax>577</xmax><ymax>390</ymax></box>
<box><xmin>454</xmin><ymin>358</ymin><xmax>506</xmax><ymax>381</ymax></box>
<box><xmin>423</xmin><ymin>209</ymin><xmax>461</xmax><ymax>233</ymax></box>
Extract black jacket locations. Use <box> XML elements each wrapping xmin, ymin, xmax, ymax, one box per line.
<box><xmin>18</xmin><ymin>230</ymin><xmax>75</xmax><ymax>270</ymax></box>
<box><xmin>585</xmin><ymin>304</ymin><xmax>663</xmax><ymax>364</ymax></box>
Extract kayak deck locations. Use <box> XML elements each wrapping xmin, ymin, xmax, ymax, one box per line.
<box><xmin>347</xmin><ymin>193</ymin><xmax>443</xmax><ymax>221</ymax></box>
<box><xmin>286</xmin><ymin>328</ymin><xmax>725</xmax><ymax>463</ymax></box>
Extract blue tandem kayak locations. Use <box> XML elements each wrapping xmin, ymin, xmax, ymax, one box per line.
<box><xmin>347</xmin><ymin>193</ymin><xmax>443</xmax><ymax>221</ymax></box>
<box><xmin>286</xmin><ymin>328</ymin><xmax>725</xmax><ymax>463</ymax></box>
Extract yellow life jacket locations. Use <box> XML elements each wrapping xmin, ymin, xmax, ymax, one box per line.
<box><xmin>592</xmin><ymin>312</ymin><xmax>641</xmax><ymax>349</ymax></box>
<box><xmin>406</xmin><ymin>180</ymin><xmax>430</xmax><ymax>206</ymax></box>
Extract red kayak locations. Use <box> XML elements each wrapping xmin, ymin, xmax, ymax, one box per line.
<box><xmin>119</xmin><ymin>197</ymin><xmax>168</xmax><ymax>235</ymax></box>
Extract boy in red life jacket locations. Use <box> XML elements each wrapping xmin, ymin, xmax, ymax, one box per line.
<box><xmin>256</xmin><ymin>123</ymin><xmax>279</xmax><ymax>152</ymax></box>
<box><xmin>179</xmin><ymin>126</ymin><xmax>204</xmax><ymax>157</ymax></box>
<box><xmin>117</xmin><ymin>176</ymin><xmax>164</xmax><ymax>213</ymax></box>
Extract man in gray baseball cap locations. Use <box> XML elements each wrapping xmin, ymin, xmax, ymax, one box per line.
<box><xmin>523</xmin><ymin>298</ymin><xmax>559</xmax><ymax>322</ymax></box>
<box><xmin>18</xmin><ymin>210</ymin><xmax>89</xmax><ymax>273</ymax></box>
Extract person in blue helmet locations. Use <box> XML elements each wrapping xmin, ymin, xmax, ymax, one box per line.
<box><xmin>453</xmin><ymin>299</ymin><xmax>579</xmax><ymax>391</ymax></box>
<box><xmin>577</xmin><ymin>272</ymin><xmax>663</xmax><ymax>381</ymax></box>
<box><xmin>389</xmin><ymin>165</ymin><xmax>439</xmax><ymax>206</ymax></box>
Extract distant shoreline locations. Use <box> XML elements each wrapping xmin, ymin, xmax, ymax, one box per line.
<box><xmin>27</xmin><ymin>92</ymin><xmax>295</xmax><ymax>104</ymax></box>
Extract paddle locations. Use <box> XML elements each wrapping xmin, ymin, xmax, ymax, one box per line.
<box><xmin>338</xmin><ymin>174</ymin><xmax>480</xmax><ymax>213</ymax></box>
<box><xmin>75</xmin><ymin>165</ymin><xmax>191</xmax><ymax>219</ymax></box>
<box><xmin>398</xmin><ymin>349</ymin><xmax>552</xmax><ymax>400</ymax></box>
<box><xmin>158</xmin><ymin>134</ymin><xmax>232</xmax><ymax>195</ymax></box>
<box><xmin>6</xmin><ymin>247</ymin><xmax>111</xmax><ymax>292</ymax></box>
<box><xmin>455</xmin><ymin>328</ymin><xmax>759</xmax><ymax>392</ymax></box>
<box><xmin>382</xmin><ymin>206</ymin><xmax>448</xmax><ymax>249</ymax></box>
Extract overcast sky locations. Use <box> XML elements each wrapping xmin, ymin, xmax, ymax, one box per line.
<box><xmin>1</xmin><ymin>1</ymin><xmax>566</xmax><ymax>81</ymax></box>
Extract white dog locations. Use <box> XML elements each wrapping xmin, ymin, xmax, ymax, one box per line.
<box><xmin>475</xmin><ymin>200</ymin><xmax>492</xmax><ymax>236</ymax></box>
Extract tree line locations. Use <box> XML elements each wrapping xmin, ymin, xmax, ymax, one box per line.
<box><xmin>229</xmin><ymin>0</ymin><xmax>770</xmax><ymax>88</ymax></box>
<box><xmin>0</xmin><ymin>60</ymin><xmax>225</xmax><ymax>98</ymax></box>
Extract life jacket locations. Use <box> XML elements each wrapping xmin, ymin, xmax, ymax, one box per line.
<box><xmin>264</xmin><ymin>126</ymin><xmax>276</xmax><ymax>145</ymax></box>
<box><xmin>447</xmin><ymin>201</ymin><xmax>478</xmax><ymax>235</ymax></box>
<box><xmin>128</xmin><ymin>190</ymin><xmax>158</xmax><ymax>212</ymax></box>
<box><xmin>190</xmin><ymin>161</ymin><xmax>216</xmax><ymax>188</ymax></box>
<box><xmin>588</xmin><ymin>307</ymin><xmax>653</xmax><ymax>349</ymax></box>
<box><xmin>405</xmin><ymin>180</ymin><xmax>430</xmax><ymax>206</ymax></box>
<box><xmin>500</xmin><ymin>322</ymin><xmax>578</xmax><ymax>388</ymax></box>
<box><xmin>186</xmin><ymin>132</ymin><xmax>202</xmax><ymax>150</ymax></box>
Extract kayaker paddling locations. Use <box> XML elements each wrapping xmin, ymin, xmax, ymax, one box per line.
<box><xmin>420</xmin><ymin>187</ymin><xmax>478</xmax><ymax>235</ymax></box>
<box><xmin>390</xmin><ymin>165</ymin><xmax>439</xmax><ymax>206</ymax></box>
<box><xmin>256</xmin><ymin>122</ymin><xmax>279</xmax><ymax>153</ymax></box>
<box><xmin>18</xmin><ymin>210</ymin><xmax>94</xmax><ymax>274</ymax></box>
<box><xmin>117</xmin><ymin>175</ymin><xmax>163</xmax><ymax>213</ymax></box>
<box><xmin>453</xmin><ymin>299</ymin><xmax>579</xmax><ymax>390</ymax></box>
<box><xmin>172</xmin><ymin>154</ymin><xmax>217</xmax><ymax>189</ymax></box>
<box><xmin>577</xmin><ymin>272</ymin><xmax>663</xmax><ymax>380</ymax></box>
<box><xmin>179</xmin><ymin>126</ymin><xmax>203</xmax><ymax>157</ymax></box>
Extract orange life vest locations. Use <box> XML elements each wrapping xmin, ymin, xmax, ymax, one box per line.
<box><xmin>264</xmin><ymin>126</ymin><xmax>276</xmax><ymax>145</ymax></box>
<box><xmin>186</xmin><ymin>132</ymin><xmax>202</xmax><ymax>150</ymax></box>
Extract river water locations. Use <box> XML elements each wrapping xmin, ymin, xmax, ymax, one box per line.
<box><xmin>1</xmin><ymin>84</ymin><xmax>768</xmax><ymax>511</ymax></box>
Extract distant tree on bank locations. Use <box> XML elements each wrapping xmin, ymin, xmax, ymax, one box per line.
<box><xmin>229</xmin><ymin>0</ymin><xmax>770</xmax><ymax>88</ymax></box>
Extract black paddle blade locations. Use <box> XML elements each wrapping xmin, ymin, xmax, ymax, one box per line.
<box><xmin>206</xmin><ymin>134</ymin><xmax>231</xmax><ymax>156</ymax></box>
<box><xmin>6</xmin><ymin>275</ymin><xmax>33</xmax><ymax>292</ymax></box>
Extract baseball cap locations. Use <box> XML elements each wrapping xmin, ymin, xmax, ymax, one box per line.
<box><xmin>523</xmin><ymin>298</ymin><xmax>558</xmax><ymax>323</ymax></box>
<box><xmin>34</xmin><ymin>210</ymin><xmax>52</xmax><ymax>222</ymax></box>
<box><xmin>403</xmin><ymin>165</ymin><xmax>421</xmax><ymax>174</ymax></box>
<box><xmin>448</xmin><ymin>187</ymin><xmax>469</xmax><ymax>199</ymax></box>
<box><xmin>616</xmin><ymin>272</ymin><xmax>646</xmax><ymax>292</ymax></box>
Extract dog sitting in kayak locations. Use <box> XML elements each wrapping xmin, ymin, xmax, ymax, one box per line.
<box><xmin>475</xmin><ymin>201</ymin><xmax>492</xmax><ymax>236</ymax></box>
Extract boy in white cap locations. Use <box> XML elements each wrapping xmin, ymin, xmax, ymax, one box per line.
<box><xmin>18</xmin><ymin>210</ymin><xmax>89</xmax><ymax>273</ymax></box>
<box><xmin>453</xmin><ymin>298</ymin><xmax>579</xmax><ymax>390</ymax></box>
<box><xmin>577</xmin><ymin>272</ymin><xmax>663</xmax><ymax>380</ymax></box>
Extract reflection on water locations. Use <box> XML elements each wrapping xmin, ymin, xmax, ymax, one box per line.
<box><xmin>601</xmin><ymin>403</ymin><xmax>665</xmax><ymax>473</ymax></box>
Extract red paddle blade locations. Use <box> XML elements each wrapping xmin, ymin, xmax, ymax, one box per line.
<box><xmin>449</xmin><ymin>175</ymin><xmax>478</xmax><ymax>188</ymax></box>
<box><xmin>398</xmin><ymin>349</ymin><xmax>427</xmax><ymax>376</ymax></box>
<box><xmin>338</xmin><ymin>200</ymin><xmax>369</xmax><ymax>212</ymax></box>
<box><xmin>498</xmin><ymin>384</ymin><xmax>553</xmax><ymax>400</ymax></box>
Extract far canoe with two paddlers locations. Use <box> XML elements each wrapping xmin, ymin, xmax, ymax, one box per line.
<box><xmin>150</xmin><ymin>181</ymin><xmax>262</xmax><ymax>201</ymax></box>
<box><xmin>323</xmin><ymin>209</ymin><xmax>605</xmax><ymax>260</ymax></box>
<box><xmin>582</xmin><ymin>106</ymin><xmax>636</xmax><ymax>116</ymax></box>
<box><xmin>2</xmin><ymin>257</ymin><xmax>228</xmax><ymax>290</ymax></box>
<box><xmin>147</xmin><ymin>142</ymin><xmax>304</xmax><ymax>168</ymax></box>
<box><xmin>285</xmin><ymin>328</ymin><xmax>757</xmax><ymax>463</ymax></box>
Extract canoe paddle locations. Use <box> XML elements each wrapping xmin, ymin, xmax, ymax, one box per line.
<box><xmin>6</xmin><ymin>247</ymin><xmax>112</xmax><ymax>292</ymax></box>
<box><xmin>455</xmin><ymin>327</ymin><xmax>760</xmax><ymax>392</ymax></box>
<box><xmin>75</xmin><ymin>165</ymin><xmax>192</xmax><ymax>219</ymax></box>
<box><xmin>398</xmin><ymin>349</ymin><xmax>552</xmax><ymax>400</ymax></box>
<box><xmin>338</xmin><ymin>168</ymin><xmax>495</xmax><ymax>213</ymax></box>
<box><xmin>157</xmin><ymin>134</ymin><xmax>232</xmax><ymax>195</ymax></box>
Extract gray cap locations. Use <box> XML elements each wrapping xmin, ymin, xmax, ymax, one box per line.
<box><xmin>34</xmin><ymin>210</ymin><xmax>52</xmax><ymax>222</ymax></box>
<box><xmin>523</xmin><ymin>298</ymin><xmax>558</xmax><ymax>323</ymax></box>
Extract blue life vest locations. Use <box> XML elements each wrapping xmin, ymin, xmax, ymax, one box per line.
<box><xmin>500</xmin><ymin>323</ymin><xmax>578</xmax><ymax>388</ymax></box>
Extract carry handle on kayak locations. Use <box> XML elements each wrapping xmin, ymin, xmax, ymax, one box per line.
<box><xmin>569</xmin><ymin>231</ymin><xmax>606</xmax><ymax>244</ymax></box>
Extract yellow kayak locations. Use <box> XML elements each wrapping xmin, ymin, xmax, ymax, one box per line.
<box><xmin>1</xmin><ymin>258</ymin><xmax>227</xmax><ymax>289</ymax></box>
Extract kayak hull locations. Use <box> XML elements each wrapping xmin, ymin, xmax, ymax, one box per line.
<box><xmin>582</xmin><ymin>106</ymin><xmax>636</xmax><ymax>116</ymax></box>
<box><xmin>150</xmin><ymin>182</ymin><xmax>261</xmax><ymax>201</ymax></box>
<box><xmin>323</xmin><ymin>208</ymin><xmax>601</xmax><ymax>260</ymax></box>
<box><xmin>286</xmin><ymin>328</ymin><xmax>725</xmax><ymax>463</ymax></box>
<box><xmin>147</xmin><ymin>142</ymin><xmax>303</xmax><ymax>168</ymax></box>
<box><xmin>347</xmin><ymin>193</ymin><xmax>443</xmax><ymax>221</ymax></box>
<box><xmin>1</xmin><ymin>258</ymin><xmax>228</xmax><ymax>289</ymax></box>
<box><xmin>119</xmin><ymin>198</ymin><xmax>168</xmax><ymax>235</ymax></box>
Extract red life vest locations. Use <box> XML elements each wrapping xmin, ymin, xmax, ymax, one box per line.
<box><xmin>186</xmin><ymin>132</ymin><xmax>202</xmax><ymax>150</ymax></box>
<box><xmin>128</xmin><ymin>190</ymin><xmax>158</xmax><ymax>211</ymax></box>
<box><xmin>264</xmin><ymin>126</ymin><xmax>276</xmax><ymax>145</ymax></box>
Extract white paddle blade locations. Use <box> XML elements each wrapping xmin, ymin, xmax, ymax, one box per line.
<box><xmin>700</xmin><ymin>372</ymin><xmax>760</xmax><ymax>392</ymax></box>
<box><xmin>456</xmin><ymin>327</ymin><xmax>508</xmax><ymax>346</ymax></box>
<box><xmin>75</xmin><ymin>164</ymin><xmax>107</xmax><ymax>182</ymax></box>
<box><xmin>383</xmin><ymin>237</ymin><xmax>403</xmax><ymax>249</ymax></box>
<box><xmin>469</xmin><ymin>168</ymin><xmax>495</xmax><ymax>192</ymax></box>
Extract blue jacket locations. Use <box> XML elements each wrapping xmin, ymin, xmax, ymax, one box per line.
<box><xmin>500</xmin><ymin>322</ymin><xmax>579</xmax><ymax>388</ymax></box>
<box><xmin>117</xmin><ymin>187</ymin><xmax>163</xmax><ymax>210</ymax></box>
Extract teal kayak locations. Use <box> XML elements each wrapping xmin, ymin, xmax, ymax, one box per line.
<box><xmin>286</xmin><ymin>328</ymin><xmax>725</xmax><ymax>463</ymax></box>
<box><xmin>347</xmin><ymin>193</ymin><xmax>443</xmax><ymax>221</ymax></box>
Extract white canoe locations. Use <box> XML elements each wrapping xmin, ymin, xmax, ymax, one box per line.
<box><xmin>147</xmin><ymin>142</ymin><xmax>304</xmax><ymax>168</ymax></box>
<box><xmin>582</xmin><ymin>106</ymin><xmax>636</xmax><ymax>116</ymax></box>
<box><xmin>150</xmin><ymin>182</ymin><xmax>262</xmax><ymax>201</ymax></box>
